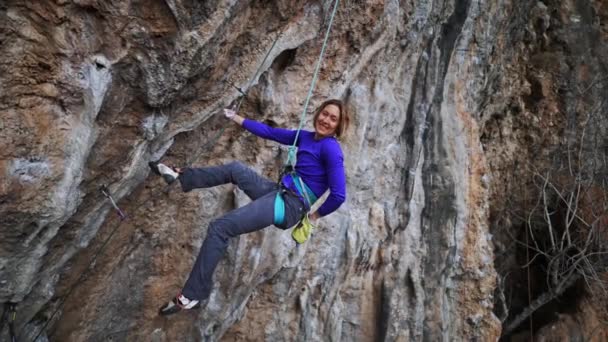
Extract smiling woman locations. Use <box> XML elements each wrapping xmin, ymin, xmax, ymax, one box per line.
<box><xmin>313</xmin><ymin>99</ymin><xmax>348</xmax><ymax>139</ymax></box>
<box><xmin>150</xmin><ymin>99</ymin><xmax>350</xmax><ymax>315</ymax></box>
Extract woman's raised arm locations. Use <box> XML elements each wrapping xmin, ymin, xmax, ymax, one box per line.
<box><xmin>224</xmin><ymin>108</ymin><xmax>297</xmax><ymax>145</ymax></box>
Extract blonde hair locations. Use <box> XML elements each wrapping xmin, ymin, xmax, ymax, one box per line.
<box><xmin>313</xmin><ymin>99</ymin><xmax>350</xmax><ymax>139</ymax></box>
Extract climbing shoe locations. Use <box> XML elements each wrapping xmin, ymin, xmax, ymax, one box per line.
<box><xmin>148</xmin><ymin>161</ymin><xmax>179</xmax><ymax>184</ymax></box>
<box><xmin>159</xmin><ymin>293</ymin><xmax>200</xmax><ymax>316</ymax></box>
<box><xmin>291</xmin><ymin>214</ymin><xmax>315</xmax><ymax>244</ymax></box>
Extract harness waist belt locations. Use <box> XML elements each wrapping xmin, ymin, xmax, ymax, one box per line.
<box><xmin>273</xmin><ymin>174</ymin><xmax>317</xmax><ymax>226</ymax></box>
<box><xmin>290</xmin><ymin>173</ymin><xmax>317</xmax><ymax>207</ymax></box>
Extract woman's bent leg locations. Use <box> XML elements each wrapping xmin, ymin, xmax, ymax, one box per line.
<box><xmin>181</xmin><ymin>191</ymin><xmax>277</xmax><ymax>301</ymax></box>
<box><xmin>179</xmin><ymin>161</ymin><xmax>276</xmax><ymax>200</ymax></box>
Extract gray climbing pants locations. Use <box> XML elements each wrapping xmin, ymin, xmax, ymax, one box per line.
<box><xmin>179</xmin><ymin>161</ymin><xmax>307</xmax><ymax>301</ymax></box>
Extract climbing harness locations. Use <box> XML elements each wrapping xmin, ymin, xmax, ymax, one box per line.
<box><xmin>272</xmin><ymin>177</ymin><xmax>318</xmax><ymax>226</ymax></box>
<box><xmin>292</xmin><ymin>172</ymin><xmax>318</xmax><ymax>207</ymax></box>
<box><xmin>273</xmin><ymin>0</ymin><xmax>340</xmax><ymax>226</ymax></box>
<box><xmin>29</xmin><ymin>186</ymin><xmax>130</xmax><ymax>342</ymax></box>
<box><xmin>273</xmin><ymin>188</ymin><xmax>287</xmax><ymax>226</ymax></box>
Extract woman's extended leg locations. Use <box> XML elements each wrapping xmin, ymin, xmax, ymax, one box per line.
<box><xmin>179</xmin><ymin>190</ymin><xmax>304</xmax><ymax>303</ymax></box>
<box><xmin>159</xmin><ymin>192</ymin><xmax>279</xmax><ymax>315</ymax></box>
<box><xmin>178</xmin><ymin>161</ymin><xmax>276</xmax><ymax>200</ymax></box>
<box><xmin>156</xmin><ymin>161</ymin><xmax>304</xmax><ymax>315</ymax></box>
<box><xmin>181</xmin><ymin>191</ymin><xmax>275</xmax><ymax>301</ymax></box>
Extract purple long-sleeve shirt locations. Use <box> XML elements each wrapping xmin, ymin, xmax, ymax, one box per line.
<box><xmin>242</xmin><ymin>119</ymin><xmax>346</xmax><ymax>217</ymax></box>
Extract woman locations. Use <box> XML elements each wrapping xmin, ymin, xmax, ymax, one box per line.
<box><xmin>151</xmin><ymin>99</ymin><xmax>349</xmax><ymax>315</ymax></box>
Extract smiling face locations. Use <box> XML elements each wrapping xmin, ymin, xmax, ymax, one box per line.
<box><xmin>314</xmin><ymin>104</ymin><xmax>341</xmax><ymax>138</ymax></box>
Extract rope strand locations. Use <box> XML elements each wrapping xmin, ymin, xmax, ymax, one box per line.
<box><xmin>286</xmin><ymin>0</ymin><xmax>340</xmax><ymax>167</ymax></box>
<box><xmin>186</xmin><ymin>26</ymin><xmax>285</xmax><ymax>166</ymax></box>
<box><xmin>28</xmin><ymin>186</ymin><xmax>133</xmax><ymax>342</ymax></box>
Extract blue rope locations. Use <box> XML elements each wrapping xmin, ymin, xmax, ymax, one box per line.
<box><xmin>286</xmin><ymin>0</ymin><xmax>340</xmax><ymax>167</ymax></box>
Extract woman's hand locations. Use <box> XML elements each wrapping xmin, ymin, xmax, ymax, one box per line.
<box><xmin>308</xmin><ymin>211</ymin><xmax>320</xmax><ymax>222</ymax></box>
<box><xmin>224</xmin><ymin>108</ymin><xmax>236</xmax><ymax>119</ymax></box>
<box><xmin>224</xmin><ymin>108</ymin><xmax>244</xmax><ymax>125</ymax></box>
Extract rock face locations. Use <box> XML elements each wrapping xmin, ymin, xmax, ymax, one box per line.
<box><xmin>0</xmin><ymin>0</ymin><xmax>606</xmax><ymax>341</ymax></box>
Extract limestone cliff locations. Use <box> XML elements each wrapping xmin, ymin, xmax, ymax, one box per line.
<box><xmin>0</xmin><ymin>0</ymin><xmax>606</xmax><ymax>341</ymax></box>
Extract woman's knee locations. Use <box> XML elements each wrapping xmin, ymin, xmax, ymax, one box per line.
<box><xmin>226</xmin><ymin>161</ymin><xmax>246</xmax><ymax>173</ymax></box>
<box><xmin>207</xmin><ymin>221</ymin><xmax>226</xmax><ymax>240</ymax></box>
<box><xmin>225</xmin><ymin>161</ymin><xmax>251</xmax><ymax>185</ymax></box>
<box><xmin>207</xmin><ymin>218</ymin><xmax>240</xmax><ymax>242</ymax></box>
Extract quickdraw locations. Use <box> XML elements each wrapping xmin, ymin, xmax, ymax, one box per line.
<box><xmin>100</xmin><ymin>185</ymin><xmax>127</xmax><ymax>221</ymax></box>
<box><xmin>0</xmin><ymin>303</ymin><xmax>17</xmax><ymax>342</ymax></box>
<box><xmin>29</xmin><ymin>186</ymin><xmax>129</xmax><ymax>342</ymax></box>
